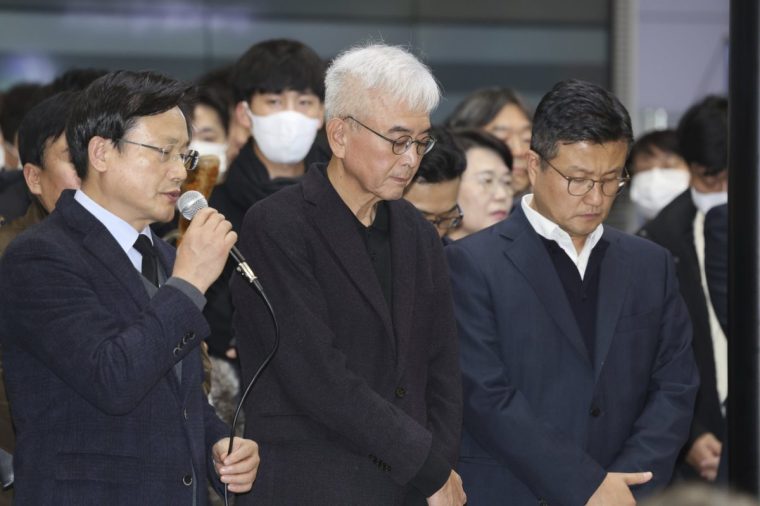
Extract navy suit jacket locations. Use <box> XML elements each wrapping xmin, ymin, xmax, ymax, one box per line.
<box><xmin>446</xmin><ymin>208</ymin><xmax>698</xmax><ymax>506</ymax></box>
<box><xmin>0</xmin><ymin>190</ymin><xmax>228</xmax><ymax>505</ymax></box>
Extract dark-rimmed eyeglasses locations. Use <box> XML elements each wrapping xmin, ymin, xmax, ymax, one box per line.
<box><xmin>344</xmin><ymin>116</ymin><xmax>436</xmax><ymax>156</ymax></box>
<box><xmin>117</xmin><ymin>138</ymin><xmax>199</xmax><ymax>171</ymax></box>
<box><xmin>537</xmin><ymin>153</ymin><xmax>629</xmax><ymax>197</ymax></box>
<box><xmin>418</xmin><ymin>203</ymin><xmax>463</xmax><ymax>230</ymax></box>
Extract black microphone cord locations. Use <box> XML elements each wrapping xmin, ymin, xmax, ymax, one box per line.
<box><xmin>223</xmin><ymin>277</ymin><xmax>279</xmax><ymax>506</ymax></box>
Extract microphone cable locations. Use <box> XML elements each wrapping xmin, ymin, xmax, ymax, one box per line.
<box><xmin>223</xmin><ymin>276</ymin><xmax>279</xmax><ymax>506</ymax></box>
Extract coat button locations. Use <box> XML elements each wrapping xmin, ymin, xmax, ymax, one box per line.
<box><xmin>183</xmin><ymin>331</ymin><xmax>196</xmax><ymax>343</ymax></box>
<box><xmin>183</xmin><ymin>408</ymin><xmax>189</xmax><ymax>421</ymax></box>
<box><xmin>395</xmin><ymin>387</ymin><xmax>406</xmax><ymax>399</ymax></box>
<box><xmin>182</xmin><ymin>474</ymin><xmax>193</xmax><ymax>486</ymax></box>
<box><xmin>590</xmin><ymin>407</ymin><xmax>601</xmax><ymax>417</ymax></box>
<box><xmin>173</xmin><ymin>347</ymin><xmax>181</xmax><ymax>357</ymax></box>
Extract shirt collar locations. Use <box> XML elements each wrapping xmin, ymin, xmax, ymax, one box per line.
<box><xmin>521</xmin><ymin>193</ymin><xmax>604</xmax><ymax>277</ymax></box>
<box><xmin>74</xmin><ymin>190</ymin><xmax>153</xmax><ymax>267</ymax></box>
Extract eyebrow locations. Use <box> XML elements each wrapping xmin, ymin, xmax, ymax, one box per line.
<box><xmin>387</xmin><ymin>125</ymin><xmax>431</xmax><ymax>136</ymax></box>
<box><xmin>567</xmin><ymin>166</ymin><xmax>624</xmax><ymax>176</ymax></box>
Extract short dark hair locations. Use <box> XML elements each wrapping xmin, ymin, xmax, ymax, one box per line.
<box><xmin>66</xmin><ymin>70</ymin><xmax>194</xmax><ymax>180</ymax></box>
<box><xmin>0</xmin><ymin>83</ymin><xmax>50</xmax><ymax>144</ymax></box>
<box><xmin>677</xmin><ymin>95</ymin><xmax>727</xmax><ymax>174</ymax></box>
<box><xmin>412</xmin><ymin>126</ymin><xmax>466</xmax><ymax>184</ymax></box>
<box><xmin>626</xmin><ymin>129</ymin><xmax>682</xmax><ymax>173</ymax></box>
<box><xmin>193</xmin><ymin>66</ymin><xmax>234</xmax><ymax>136</ymax></box>
<box><xmin>530</xmin><ymin>79</ymin><xmax>633</xmax><ymax>161</ymax></box>
<box><xmin>445</xmin><ymin>87</ymin><xmax>531</xmax><ymax>130</ymax></box>
<box><xmin>49</xmin><ymin>68</ymin><xmax>109</xmax><ymax>94</ymax></box>
<box><xmin>453</xmin><ymin>129</ymin><xmax>513</xmax><ymax>170</ymax></box>
<box><xmin>230</xmin><ymin>39</ymin><xmax>326</xmax><ymax>103</ymax></box>
<box><xmin>18</xmin><ymin>91</ymin><xmax>79</xmax><ymax>168</ymax></box>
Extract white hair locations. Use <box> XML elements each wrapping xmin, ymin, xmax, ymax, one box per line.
<box><xmin>324</xmin><ymin>43</ymin><xmax>441</xmax><ymax>120</ymax></box>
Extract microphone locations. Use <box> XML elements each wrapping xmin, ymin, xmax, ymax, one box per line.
<box><xmin>177</xmin><ymin>190</ymin><xmax>259</xmax><ymax>286</ymax></box>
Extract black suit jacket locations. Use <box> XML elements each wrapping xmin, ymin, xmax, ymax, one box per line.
<box><xmin>230</xmin><ymin>164</ymin><xmax>462</xmax><ymax>505</ymax></box>
<box><xmin>639</xmin><ymin>190</ymin><xmax>725</xmax><ymax>454</ymax></box>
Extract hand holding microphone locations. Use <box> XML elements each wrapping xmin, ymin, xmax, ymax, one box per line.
<box><xmin>175</xmin><ymin>191</ymin><xmax>261</xmax><ymax>294</ymax></box>
<box><xmin>172</xmin><ymin>191</ymin><xmax>237</xmax><ymax>294</ymax></box>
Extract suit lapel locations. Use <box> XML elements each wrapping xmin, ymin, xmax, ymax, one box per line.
<box><xmin>304</xmin><ymin>168</ymin><xmax>396</xmax><ymax>351</ymax></box>
<box><xmin>389</xmin><ymin>202</ymin><xmax>416</xmax><ymax>370</ymax></box>
<box><xmin>594</xmin><ymin>232</ymin><xmax>631</xmax><ymax>381</ymax></box>
<box><xmin>500</xmin><ymin>212</ymin><xmax>591</xmax><ymax>366</ymax></box>
<box><xmin>67</xmin><ymin>211</ymin><xmax>149</xmax><ymax>311</ymax></box>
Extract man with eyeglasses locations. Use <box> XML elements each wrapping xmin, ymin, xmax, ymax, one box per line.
<box><xmin>0</xmin><ymin>70</ymin><xmax>260</xmax><ymax>505</ymax></box>
<box><xmin>403</xmin><ymin>126</ymin><xmax>466</xmax><ymax>242</ymax></box>
<box><xmin>446</xmin><ymin>79</ymin><xmax>698</xmax><ymax>505</ymax></box>
<box><xmin>230</xmin><ymin>44</ymin><xmax>466</xmax><ymax>505</ymax></box>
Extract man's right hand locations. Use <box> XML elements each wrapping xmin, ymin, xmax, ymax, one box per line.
<box><xmin>427</xmin><ymin>470</ymin><xmax>466</xmax><ymax>506</ymax></box>
<box><xmin>173</xmin><ymin>207</ymin><xmax>237</xmax><ymax>294</ymax></box>
<box><xmin>585</xmin><ymin>471</ymin><xmax>652</xmax><ymax>506</ymax></box>
<box><xmin>685</xmin><ymin>432</ymin><xmax>722</xmax><ymax>481</ymax></box>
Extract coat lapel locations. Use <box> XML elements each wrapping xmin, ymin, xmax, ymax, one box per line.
<box><xmin>57</xmin><ymin>191</ymin><xmax>149</xmax><ymax>310</ymax></box>
<box><xmin>594</xmin><ymin>232</ymin><xmax>631</xmax><ymax>381</ymax></box>
<box><xmin>500</xmin><ymin>210</ymin><xmax>591</xmax><ymax>366</ymax></box>
<box><xmin>388</xmin><ymin>202</ymin><xmax>416</xmax><ymax>370</ymax></box>
<box><xmin>303</xmin><ymin>168</ymin><xmax>396</xmax><ymax>351</ymax></box>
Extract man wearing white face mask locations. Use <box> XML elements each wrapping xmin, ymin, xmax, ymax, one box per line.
<box><xmin>639</xmin><ymin>95</ymin><xmax>728</xmax><ymax>485</ymax></box>
<box><xmin>205</xmin><ymin>39</ymin><xmax>329</xmax><ymax>364</ymax></box>
<box><xmin>628</xmin><ymin>129</ymin><xmax>691</xmax><ymax>223</ymax></box>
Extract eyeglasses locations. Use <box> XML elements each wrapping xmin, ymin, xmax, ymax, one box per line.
<box><xmin>537</xmin><ymin>154</ymin><xmax>629</xmax><ymax>197</ymax></box>
<box><xmin>474</xmin><ymin>173</ymin><xmax>514</xmax><ymax>196</ymax></box>
<box><xmin>344</xmin><ymin>116</ymin><xmax>436</xmax><ymax>156</ymax></box>
<box><xmin>117</xmin><ymin>138</ymin><xmax>199</xmax><ymax>171</ymax></box>
<box><xmin>419</xmin><ymin>204</ymin><xmax>463</xmax><ymax>230</ymax></box>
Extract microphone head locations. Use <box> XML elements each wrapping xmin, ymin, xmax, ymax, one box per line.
<box><xmin>177</xmin><ymin>190</ymin><xmax>208</xmax><ymax>220</ymax></box>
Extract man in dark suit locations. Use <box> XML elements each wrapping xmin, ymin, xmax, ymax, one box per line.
<box><xmin>230</xmin><ymin>44</ymin><xmax>465</xmax><ymax>505</ymax></box>
<box><xmin>0</xmin><ymin>70</ymin><xmax>259</xmax><ymax>504</ymax></box>
<box><xmin>447</xmin><ymin>79</ymin><xmax>699</xmax><ymax>505</ymax></box>
<box><xmin>638</xmin><ymin>96</ymin><xmax>728</xmax><ymax>483</ymax></box>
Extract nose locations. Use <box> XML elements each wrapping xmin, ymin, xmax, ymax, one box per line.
<box><xmin>169</xmin><ymin>156</ymin><xmax>188</xmax><ymax>182</ymax></box>
<box><xmin>492</xmin><ymin>182</ymin><xmax>510</xmax><ymax>201</ymax></box>
<box><xmin>584</xmin><ymin>181</ymin><xmax>604</xmax><ymax>205</ymax></box>
<box><xmin>402</xmin><ymin>145</ymin><xmax>421</xmax><ymax>167</ymax></box>
<box><xmin>507</xmin><ymin>136</ymin><xmax>528</xmax><ymax>158</ymax></box>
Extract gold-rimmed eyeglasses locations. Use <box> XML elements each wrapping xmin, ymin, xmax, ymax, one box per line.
<box><xmin>117</xmin><ymin>138</ymin><xmax>199</xmax><ymax>171</ymax></box>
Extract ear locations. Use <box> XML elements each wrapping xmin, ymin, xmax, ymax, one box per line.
<box><xmin>235</xmin><ymin>101</ymin><xmax>253</xmax><ymax>130</ymax></box>
<box><xmin>326</xmin><ymin>117</ymin><xmax>347</xmax><ymax>159</ymax></box>
<box><xmin>22</xmin><ymin>163</ymin><xmax>43</xmax><ymax>197</ymax></box>
<box><xmin>526</xmin><ymin>149</ymin><xmax>541</xmax><ymax>187</ymax></box>
<box><xmin>88</xmin><ymin>136</ymin><xmax>111</xmax><ymax>175</ymax></box>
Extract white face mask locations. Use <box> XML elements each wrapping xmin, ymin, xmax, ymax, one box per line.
<box><xmin>629</xmin><ymin>167</ymin><xmax>691</xmax><ymax>219</ymax></box>
<box><xmin>189</xmin><ymin>140</ymin><xmax>228</xmax><ymax>181</ymax></box>
<box><xmin>246</xmin><ymin>106</ymin><xmax>320</xmax><ymax>165</ymax></box>
<box><xmin>691</xmin><ymin>187</ymin><xmax>728</xmax><ymax>215</ymax></box>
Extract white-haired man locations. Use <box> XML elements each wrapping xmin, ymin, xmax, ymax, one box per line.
<box><xmin>231</xmin><ymin>44</ymin><xmax>466</xmax><ymax>505</ymax></box>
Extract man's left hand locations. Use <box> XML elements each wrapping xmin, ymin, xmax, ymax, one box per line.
<box><xmin>212</xmin><ymin>437</ymin><xmax>260</xmax><ymax>493</ymax></box>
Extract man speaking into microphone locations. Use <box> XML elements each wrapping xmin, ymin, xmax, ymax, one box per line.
<box><xmin>0</xmin><ymin>70</ymin><xmax>259</xmax><ymax>505</ymax></box>
<box><xmin>230</xmin><ymin>44</ymin><xmax>466</xmax><ymax>505</ymax></box>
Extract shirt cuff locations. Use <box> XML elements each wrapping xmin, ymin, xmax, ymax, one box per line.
<box><xmin>408</xmin><ymin>445</ymin><xmax>451</xmax><ymax>498</ymax></box>
<box><xmin>165</xmin><ymin>277</ymin><xmax>207</xmax><ymax>310</ymax></box>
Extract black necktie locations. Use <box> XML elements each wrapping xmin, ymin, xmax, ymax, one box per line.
<box><xmin>133</xmin><ymin>234</ymin><xmax>159</xmax><ymax>287</ymax></box>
